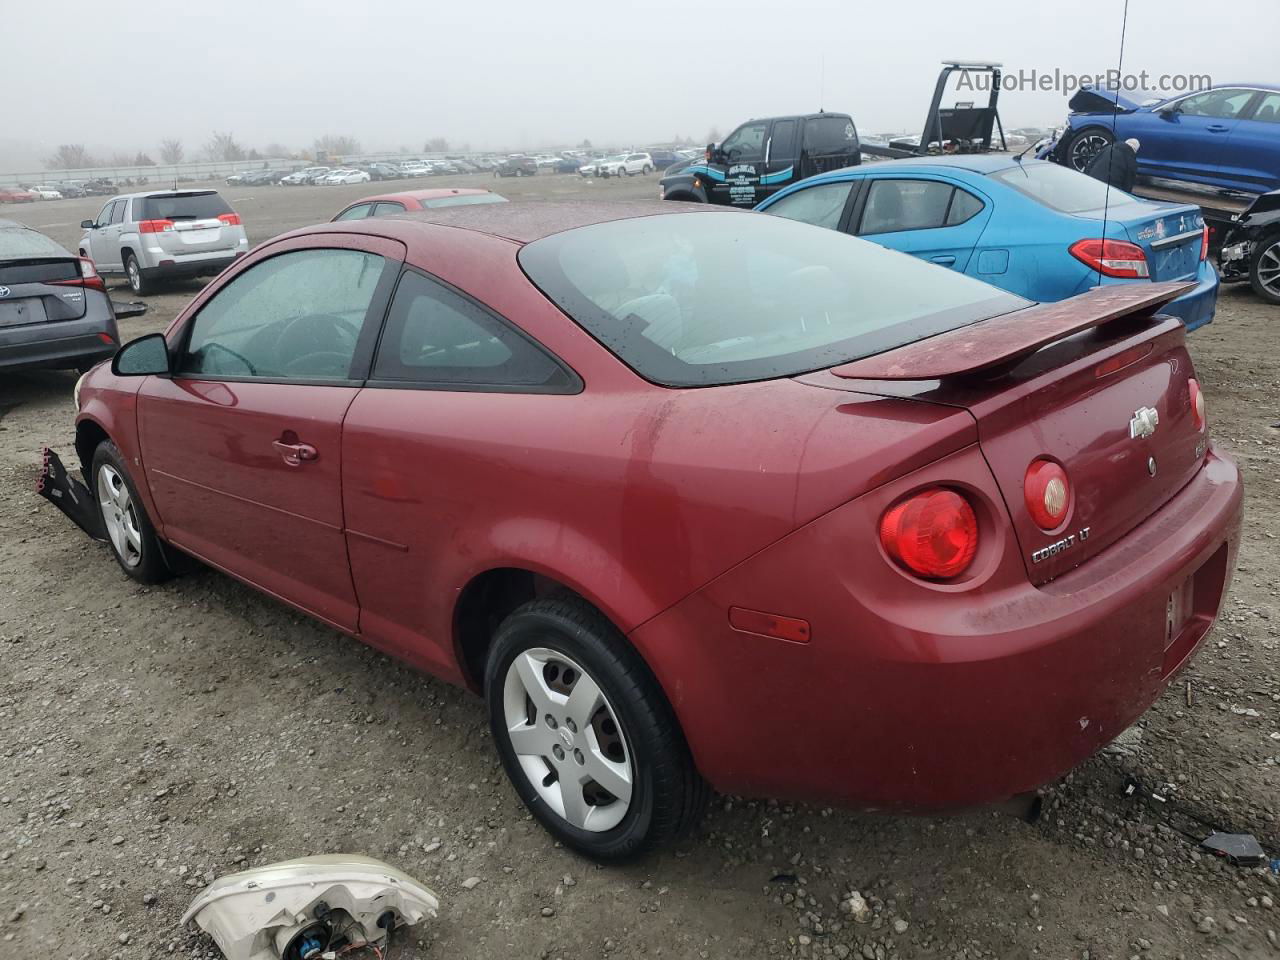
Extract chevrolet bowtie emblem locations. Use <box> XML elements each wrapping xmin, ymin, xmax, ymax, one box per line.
<box><xmin>1129</xmin><ymin>406</ymin><xmax>1159</xmax><ymax>440</ymax></box>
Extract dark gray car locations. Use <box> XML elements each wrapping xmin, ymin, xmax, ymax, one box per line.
<box><xmin>0</xmin><ymin>220</ymin><xmax>141</xmax><ymax>374</ymax></box>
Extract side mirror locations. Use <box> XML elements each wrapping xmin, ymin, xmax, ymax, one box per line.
<box><xmin>111</xmin><ymin>333</ymin><xmax>170</xmax><ymax>377</ymax></box>
<box><xmin>705</xmin><ymin>142</ymin><xmax>718</xmax><ymax>162</ymax></box>
<box><xmin>80</xmin><ymin>219</ymin><xmax>94</xmax><ymax>229</ymax></box>
<box><xmin>1158</xmin><ymin>107</ymin><xmax>1180</xmax><ymax>120</ymax></box>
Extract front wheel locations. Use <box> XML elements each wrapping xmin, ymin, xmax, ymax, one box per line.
<box><xmin>1064</xmin><ymin>127</ymin><xmax>1114</xmax><ymax>172</ymax></box>
<box><xmin>1250</xmin><ymin>233</ymin><xmax>1280</xmax><ymax>305</ymax></box>
<box><xmin>92</xmin><ymin>441</ymin><xmax>172</xmax><ymax>583</ymax></box>
<box><xmin>643</xmin><ymin>165</ymin><xmax>653</xmax><ymax>175</ymax></box>
<box><xmin>485</xmin><ymin>597</ymin><xmax>706</xmax><ymax>861</ymax></box>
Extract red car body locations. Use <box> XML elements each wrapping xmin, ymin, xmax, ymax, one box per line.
<box><xmin>70</xmin><ymin>202</ymin><xmax>1242</xmax><ymax>813</ymax></box>
<box><xmin>0</xmin><ymin>188</ymin><xmax>36</xmax><ymax>204</ymax></box>
<box><xmin>331</xmin><ymin>188</ymin><xmax>503</xmax><ymax>221</ymax></box>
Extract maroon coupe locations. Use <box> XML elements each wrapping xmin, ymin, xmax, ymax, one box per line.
<box><xmin>47</xmin><ymin>201</ymin><xmax>1242</xmax><ymax>860</ymax></box>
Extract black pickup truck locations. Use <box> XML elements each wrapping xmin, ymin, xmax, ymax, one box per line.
<box><xmin>660</xmin><ymin>112</ymin><xmax>861</xmax><ymax>207</ymax></box>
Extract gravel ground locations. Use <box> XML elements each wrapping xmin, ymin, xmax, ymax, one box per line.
<box><xmin>1</xmin><ymin>174</ymin><xmax>1278</xmax><ymax>960</ymax></box>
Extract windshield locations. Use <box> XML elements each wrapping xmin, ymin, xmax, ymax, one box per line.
<box><xmin>990</xmin><ymin>161</ymin><xmax>1131</xmax><ymax>214</ymax></box>
<box><xmin>519</xmin><ymin>211</ymin><xmax>1026</xmax><ymax>387</ymax></box>
<box><xmin>136</xmin><ymin>192</ymin><xmax>233</xmax><ymax>221</ymax></box>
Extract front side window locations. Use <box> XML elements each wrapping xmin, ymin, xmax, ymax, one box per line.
<box><xmin>97</xmin><ymin>201</ymin><xmax>115</xmax><ymax>225</ymax></box>
<box><xmin>371</xmin><ymin>270</ymin><xmax>573</xmax><ymax>390</ymax></box>
<box><xmin>335</xmin><ymin>203</ymin><xmax>373</xmax><ymax>221</ymax></box>
<box><xmin>372</xmin><ymin>201</ymin><xmax>407</xmax><ymax>216</ymax></box>
<box><xmin>180</xmin><ymin>248</ymin><xmax>386</xmax><ymax>381</ymax></box>
<box><xmin>109</xmin><ymin>200</ymin><xmax>126</xmax><ymax>225</ymax></box>
<box><xmin>769</xmin><ymin>119</ymin><xmax>800</xmax><ymax>162</ymax></box>
<box><xmin>859</xmin><ymin>180</ymin><xmax>955</xmax><ymax>235</ymax></box>
<box><xmin>720</xmin><ymin>122</ymin><xmax>768</xmax><ymax>162</ymax></box>
<box><xmin>762</xmin><ymin>181</ymin><xmax>854</xmax><ymax>230</ymax></box>
<box><xmin>519</xmin><ymin>212</ymin><xmax>1025</xmax><ymax>387</ymax></box>
<box><xmin>1176</xmin><ymin>88</ymin><xmax>1256</xmax><ymax>120</ymax></box>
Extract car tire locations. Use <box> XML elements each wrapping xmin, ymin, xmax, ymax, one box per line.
<box><xmin>643</xmin><ymin>165</ymin><xmax>653</xmax><ymax>175</ymax></box>
<box><xmin>1064</xmin><ymin>127</ymin><xmax>1115</xmax><ymax>172</ymax></box>
<box><xmin>485</xmin><ymin>596</ymin><xmax>707</xmax><ymax>861</ymax></box>
<box><xmin>124</xmin><ymin>253</ymin><xmax>151</xmax><ymax>296</ymax></box>
<box><xmin>91</xmin><ymin>440</ymin><xmax>172</xmax><ymax>584</ymax></box>
<box><xmin>1249</xmin><ymin>232</ymin><xmax>1280</xmax><ymax>305</ymax></box>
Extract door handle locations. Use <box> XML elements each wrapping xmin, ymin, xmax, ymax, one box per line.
<box><xmin>930</xmin><ymin>255</ymin><xmax>957</xmax><ymax>267</ymax></box>
<box><xmin>1207</xmin><ymin>125</ymin><xmax>1231</xmax><ymax>133</ymax></box>
<box><xmin>272</xmin><ymin>438</ymin><xmax>318</xmax><ymax>467</ymax></box>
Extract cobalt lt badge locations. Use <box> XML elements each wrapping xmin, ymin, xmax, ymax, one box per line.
<box><xmin>1129</xmin><ymin>406</ymin><xmax>1159</xmax><ymax>440</ymax></box>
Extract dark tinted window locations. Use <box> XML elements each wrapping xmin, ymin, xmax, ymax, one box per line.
<box><xmin>860</xmin><ymin>180</ymin><xmax>954</xmax><ymax>235</ymax></box>
<box><xmin>946</xmin><ymin>189</ymin><xmax>985</xmax><ymax>225</ymax></box>
<box><xmin>990</xmin><ymin>161</ymin><xmax>1124</xmax><ymax>213</ymax></box>
<box><xmin>769</xmin><ymin>119</ymin><xmax>800</xmax><ymax>162</ymax></box>
<box><xmin>720</xmin><ymin>122</ymin><xmax>768</xmax><ymax>162</ymax></box>
<box><xmin>136</xmin><ymin>192</ymin><xmax>233</xmax><ymax>221</ymax></box>
<box><xmin>804</xmin><ymin>116</ymin><xmax>860</xmax><ymax>153</ymax></box>
<box><xmin>181</xmin><ymin>249</ymin><xmax>386</xmax><ymax>381</ymax></box>
<box><xmin>519</xmin><ymin>212</ymin><xmax>1025</xmax><ymax>387</ymax></box>
<box><xmin>762</xmin><ymin>181</ymin><xmax>854</xmax><ymax>229</ymax></box>
<box><xmin>334</xmin><ymin>203</ymin><xmax>374</xmax><ymax>221</ymax></box>
<box><xmin>372</xmin><ymin>270</ymin><xmax>572</xmax><ymax>389</ymax></box>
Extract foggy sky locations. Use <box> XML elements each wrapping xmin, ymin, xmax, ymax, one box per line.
<box><xmin>4</xmin><ymin>0</ymin><xmax>1275</xmax><ymax>169</ymax></box>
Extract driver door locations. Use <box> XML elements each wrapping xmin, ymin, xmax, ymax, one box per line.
<box><xmin>135</xmin><ymin>236</ymin><xmax>403</xmax><ymax>631</ymax></box>
<box><xmin>712</xmin><ymin>120</ymin><xmax>769</xmax><ymax>206</ymax></box>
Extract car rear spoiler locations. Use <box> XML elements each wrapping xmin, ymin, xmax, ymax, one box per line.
<box><xmin>831</xmin><ymin>281</ymin><xmax>1196</xmax><ymax>381</ymax></box>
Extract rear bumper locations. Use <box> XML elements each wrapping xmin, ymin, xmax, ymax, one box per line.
<box><xmin>1156</xmin><ymin>260</ymin><xmax>1219</xmax><ymax>332</ymax></box>
<box><xmin>0</xmin><ymin>310</ymin><xmax>118</xmax><ymax>372</ymax></box>
<box><xmin>142</xmin><ymin>252</ymin><xmax>241</xmax><ymax>281</ymax></box>
<box><xmin>631</xmin><ymin>447</ymin><xmax>1242</xmax><ymax>811</ymax></box>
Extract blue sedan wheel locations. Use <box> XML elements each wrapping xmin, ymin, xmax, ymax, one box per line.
<box><xmin>1066</xmin><ymin>129</ymin><xmax>1114</xmax><ymax>172</ymax></box>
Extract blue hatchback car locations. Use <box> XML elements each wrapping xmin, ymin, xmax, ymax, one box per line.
<box><xmin>755</xmin><ymin>157</ymin><xmax>1218</xmax><ymax>331</ymax></box>
<box><xmin>1047</xmin><ymin>84</ymin><xmax>1280</xmax><ymax>195</ymax></box>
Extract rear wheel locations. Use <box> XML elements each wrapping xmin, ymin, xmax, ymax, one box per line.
<box><xmin>124</xmin><ymin>253</ymin><xmax>151</xmax><ymax>296</ymax></box>
<box><xmin>1065</xmin><ymin>127</ymin><xmax>1114</xmax><ymax>172</ymax></box>
<box><xmin>91</xmin><ymin>441</ymin><xmax>171</xmax><ymax>584</ymax></box>
<box><xmin>485</xmin><ymin>596</ymin><xmax>706</xmax><ymax>861</ymax></box>
<box><xmin>1250</xmin><ymin>233</ymin><xmax>1280</xmax><ymax>305</ymax></box>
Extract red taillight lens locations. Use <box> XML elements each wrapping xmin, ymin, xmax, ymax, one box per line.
<box><xmin>1024</xmin><ymin>460</ymin><xmax>1071</xmax><ymax>531</ymax></box>
<box><xmin>1068</xmin><ymin>238</ymin><xmax>1150</xmax><ymax>279</ymax></box>
<box><xmin>879</xmin><ymin>488</ymin><xmax>979</xmax><ymax>580</ymax></box>
<box><xmin>217</xmin><ymin>212</ymin><xmax>242</xmax><ymax>226</ymax></box>
<box><xmin>138</xmin><ymin>219</ymin><xmax>174</xmax><ymax>234</ymax></box>
<box><xmin>1189</xmin><ymin>378</ymin><xmax>1206</xmax><ymax>432</ymax></box>
<box><xmin>1200</xmin><ymin>225</ymin><xmax>1210</xmax><ymax>262</ymax></box>
<box><xmin>50</xmin><ymin>256</ymin><xmax>106</xmax><ymax>292</ymax></box>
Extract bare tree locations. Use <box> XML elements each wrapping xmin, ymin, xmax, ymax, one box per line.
<box><xmin>44</xmin><ymin>144</ymin><xmax>98</xmax><ymax>170</ymax></box>
<box><xmin>314</xmin><ymin>134</ymin><xmax>360</xmax><ymax>157</ymax></box>
<box><xmin>204</xmin><ymin>131</ymin><xmax>247</xmax><ymax>162</ymax></box>
<box><xmin>263</xmin><ymin>142</ymin><xmax>293</xmax><ymax>160</ymax></box>
<box><xmin>159</xmin><ymin>139</ymin><xmax>184</xmax><ymax>164</ymax></box>
<box><xmin>424</xmin><ymin>137</ymin><xmax>449</xmax><ymax>153</ymax></box>
<box><xmin>133</xmin><ymin>152</ymin><xmax>156</xmax><ymax>167</ymax></box>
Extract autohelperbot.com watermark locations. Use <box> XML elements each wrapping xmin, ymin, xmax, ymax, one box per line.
<box><xmin>957</xmin><ymin>68</ymin><xmax>1211</xmax><ymax>97</ymax></box>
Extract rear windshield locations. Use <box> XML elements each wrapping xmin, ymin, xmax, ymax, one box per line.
<box><xmin>136</xmin><ymin>192</ymin><xmax>233</xmax><ymax>221</ymax></box>
<box><xmin>0</xmin><ymin>225</ymin><xmax>70</xmax><ymax>262</ymax></box>
<box><xmin>989</xmin><ymin>161</ymin><xmax>1126</xmax><ymax>213</ymax></box>
<box><xmin>420</xmin><ymin>194</ymin><xmax>508</xmax><ymax>209</ymax></box>
<box><xmin>519</xmin><ymin>212</ymin><xmax>1026</xmax><ymax>387</ymax></box>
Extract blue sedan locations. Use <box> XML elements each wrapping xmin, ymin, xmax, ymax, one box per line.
<box><xmin>1047</xmin><ymin>83</ymin><xmax>1280</xmax><ymax>195</ymax></box>
<box><xmin>755</xmin><ymin>156</ymin><xmax>1218</xmax><ymax>331</ymax></box>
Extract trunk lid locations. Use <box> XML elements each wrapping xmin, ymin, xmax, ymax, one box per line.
<box><xmin>1074</xmin><ymin>200</ymin><xmax>1206</xmax><ymax>282</ymax></box>
<box><xmin>800</xmin><ymin>284</ymin><xmax>1206</xmax><ymax>585</ymax></box>
<box><xmin>0</xmin><ymin>259</ymin><xmax>89</xmax><ymax>326</ymax></box>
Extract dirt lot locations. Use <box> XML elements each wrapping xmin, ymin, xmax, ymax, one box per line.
<box><xmin>1</xmin><ymin>174</ymin><xmax>1278</xmax><ymax>960</ymax></box>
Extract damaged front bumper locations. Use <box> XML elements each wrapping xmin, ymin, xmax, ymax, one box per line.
<box><xmin>36</xmin><ymin>447</ymin><xmax>105</xmax><ymax>541</ymax></box>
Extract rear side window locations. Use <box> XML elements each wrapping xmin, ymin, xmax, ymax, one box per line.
<box><xmin>946</xmin><ymin>189</ymin><xmax>985</xmax><ymax>225</ymax></box>
<box><xmin>859</xmin><ymin>180</ymin><xmax>954</xmax><ymax>235</ymax></box>
<box><xmin>136</xmin><ymin>192</ymin><xmax>233</xmax><ymax>222</ymax></box>
<box><xmin>1250</xmin><ymin>92</ymin><xmax>1280</xmax><ymax>123</ymax></box>
<box><xmin>804</xmin><ymin>116</ymin><xmax>860</xmax><ymax>154</ymax></box>
<box><xmin>371</xmin><ymin>270</ymin><xmax>575</xmax><ymax>391</ymax></box>
<box><xmin>180</xmin><ymin>248</ymin><xmax>386</xmax><ymax>381</ymax></box>
<box><xmin>762</xmin><ymin>181</ymin><xmax>854</xmax><ymax>229</ymax></box>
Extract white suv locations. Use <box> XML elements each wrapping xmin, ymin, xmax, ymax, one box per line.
<box><xmin>598</xmin><ymin>153</ymin><xmax>654</xmax><ymax>177</ymax></box>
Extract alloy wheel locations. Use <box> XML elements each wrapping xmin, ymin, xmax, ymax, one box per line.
<box><xmin>1257</xmin><ymin>240</ymin><xmax>1280</xmax><ymax>299</ymax></box>
<box><xmin>127</xmin><ymin>259</ymin><xmax>141</xmax><ymax>292</ymax></box>
<box><xmin>1070</xmin><ymin>132</ymin><xmax>1113</xmax><ymax>171</ymax></box>
<box><xmin>502</xmin><ymin>647</ymin><xmax>633</xmax><ymax>832</ymax></box>
<box><xmin>98</xmin><ymin>464</ymin><xmax>143</xmax><ymax>568</ymax></box>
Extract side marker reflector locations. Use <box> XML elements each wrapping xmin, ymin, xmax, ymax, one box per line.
<box><xmin>728</xmin><ymin>606</ymin><xmax>811</xmax><ymax>644</ymax></box>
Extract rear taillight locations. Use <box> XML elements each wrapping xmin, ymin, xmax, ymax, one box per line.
<box><xmin>50</xmin><ymin>256</ymin><xmax>106</xmax><ymax>292</ymax></box>
<box><xmin>1069</xmin><ymin>238</ymin><xmax>1150</xmax><ymax>279</ymax></box>
<box><xmin>217</xmin><ymin>212</ymin><xmax>242</xmax><ymax>226</ymax></box>
<box><xmin>879</xmin><ymin>488</ymin><xmax>979</xmax><ymax>580</ymax></box>
<box><xmin>138</xmin><ymin>219</ymin><xmax>174</xmax><ymax>234</ymax></box>
<box><xmin>1189</xmin><ymin>378</ymin><xmax>1206</xmax><ymax>432</ymax></box>
<box><xmin>1024</xmin><ymin>460</ymin><xmax>1071</xmax><ymax>531</ymax></box>
<box><xmin>1200</xmin><ymin>225</ymin><xmax>1210</xmax><ymax>262</ymax></box>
